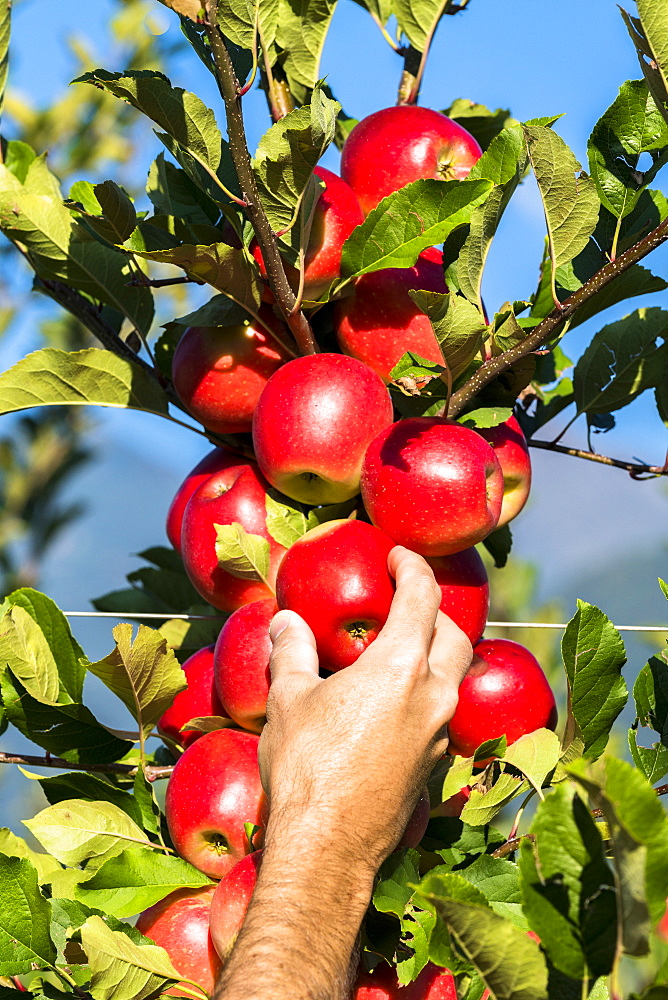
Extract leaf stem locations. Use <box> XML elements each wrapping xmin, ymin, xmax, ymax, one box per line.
<box><xmin>0</xmin><ymin>750</ymin><xmax>174</xmax><ymax>781</ymax></box>
<box><xmin>528</xmin><ymin>439</ymin><xmax>668</xmax><ymax>478</ymax></box>
<box><xmin>448</xmin><ymin>212</ymin><xmax>668</xmax><ymax>417</ymax></box>
<box><xmin>259</xmin><ymin>30</ymin><xmax>295</xmax><ymax>122</ymax></box>
<box><xmin>204</xmin><ymin>1</ymin><xmax>316</xmax><ymax>353</ymax></box>
<box><xmin>369</xmin><ymin>11</ymin><xmax>401</xmax><ymax>52</ymax></box>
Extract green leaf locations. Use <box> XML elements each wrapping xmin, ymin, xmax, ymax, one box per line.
<box><xmin>628</xmin><ymin>728</ymin><xmax>668</xmax><ymax>784</ymax></box>
<box><xmin>70</xmin><ymin>180</ymin><xmax>137</xmax><ymax>245</ymax></box>
<box><xmin>340</xmin><ymin>178</ymin><xmax>493</xmax><ymax>279</ymax></box>
<box><xmin>573</xmin><ymin>307</ymin><xmax>668</xmax><ymax>416</ymax></box>
<box><xmin>265</xmin><ymin>493</ymin><xmax>354</xmax><ymax>548</ymax></box>
<box><xmin>132</xmin><ymin>770</ymin><xmax>162</xmax><ymax>839</ymax></box>
<box><xmin>440</xmin><ymin>755</ymin><xmax>474</xmax><ymax>803</ymax></box>
<box><xmin>156</xmin><ymin>0</ymin><xmax>202</xmax><ymax>19</ymax></box>
<box><xmin>564</xmin><ymin>265</ymin><xmax>668</xmax><ymax>333</ymax></box>
<box><xmin>1</xmin><ymin>673</ymin><xmax>133</xmax><ymax>765</ymax></box>
<box><xmin>36</xmin><ymin>771</ymin><xmax>144</xmax><ymax>828</ymax></box>
<box><xmin>80</xmin><ymin>914</ymin><xmax>181</xmax><ymax>1000</ymax></box>
<box><xmin>444</xmin><ymin>100</ymin><xmax>519</xmax><ymax>152</ymax></box>
<box><xmin>0</xmin><ymin>829</ymin><xmax>61</xmax><ymax>883</ymax></box>
<box><xmin>503</xmin><ymin>729</ymin><xmax>561</xmax><ymax>795</ymax></box>
<box><xmin>0</xmin><ymin>854</ymin><xmax>56</xmax><ymax>976</ymax></box>
<box><xmin>24</xmin><ymin>800</ymin><xmax>150</xmax><ymax>869</ymax></box>
<box><xmin>415</xmin><ymin>871</ymin><xmax>548</xmax><ymax>1000</ymax></box>
<box><xmin>460</xmin><ymin>855</ymin><xmax>527</xmax><ymax>929</ymax></box>
<box><xmin>569</xmin><ymin>756</ymin><xmax>668</xmax><ymax>953</ymax></box>
<box><xmin>373</xmin><ymin>848</ymin><xmax>421</xmax><ymax>919</ymax></box>
<box><xmin>0</xmin><ymin>588</ymin><xmax>86</xmax><ymax>703</ymax></box>
<box><xmin>75</xmin><ymin>848</ymin><xmax>211</xmax><ymax>919</ymax></box>
<box><xmin>483</xmin><ymin>524</ymin><xmax>512</xmax><ymax>568</ymax></box>
<box><xmin>275</xmin><ymin>0</ymin><xmax>337</xmax><ymax>93</ymax></box>
<box><xmin>146</xmin><ymin>153</ymin><xmax>219</xmax><ymax>225</ymax></box>
<box><xmin>460</xmin><ymin>772</ymin><xmax>528</xmax><ymax>827</ymax></box>
<box><xmin>88</xmin><ymin>623</ymin><xmax>186</xmax><ymax>738</ymax></box>
<box><xmin>452</xmin><ymin>124</ymin><xmax>527</xmax><ymax>309</ymax></box>
<box><xmin>215</xmin><ymin>522</ymin><xmax>270</xmax><ymax>584</ymax></box>
<box><xmin>523</xmin><ymin>125</ymin><xmax>600</xmax><ymax>277</ymax></box>
<box><xmin>621</xmin><ymin>5</ymin><xmax>668</xmax><ymax>130</ymax></box>
<box><xmin>393</xmin><ymin>0</ymin><xmax>448</xmax><ymax>52</ymax></box>
<box><xmin>409</xmin><ymin>291</ymin><xmax>487</xmax><ymax>381</ymax></box>
<box><xmin>458</xmin><ymin>406</ymin><xmax>513</xmax><ymax>429</ymax></box>
<box><xmin>253</xmin><ymin>87</ymin><xmax>338</xmax><ymax>246</ymax></box>
<box><xmin>561</xmin><ymin>601</ymin><xmax>627</xmax><ymax>759</ymax></box>
<box><xmin>519</xmin><ymin>784</ymin><xmax>616</xmax><ymax>979</ymax></box>
<box><xmin>0</xmin><ymin>160</ymin><xmax>153</xmax><ymax>335</ymax></box>
<box><xmin>169</xmin><ymin>294</ymin><xmax>251</xmax><ymax>333</ymax></box>
<box><xmin>633</xmin><ymin>652</ymin><xmax>668</xmax><ymax>744</ymax></box>
<box><xmin>588</xmin><ymin>79</ymin><xmax>668</xmax><ymax>219</ymax></box>
<box><xmin>128</xmin><ymin>242</ymin><xmax>261</xmax><ymax>311</ymax></box>
<box><xmin>0</xmin><ymin>348</ymin><xmax>170</xmax><ymax>419</ymax></box>
<box><xmin>0</xmin><ymin>607</ymin><xmax>61</xmax><ymax>705</ymax></box>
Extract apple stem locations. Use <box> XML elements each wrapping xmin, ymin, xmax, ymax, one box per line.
<box><xmin>395</xmin><ymin>0</ymin><xmax>471</xmax><ymax>106</ymax></box>
<box><xmin>527</xmin><ymin>439</ymin><xmax>668</xmax><ymax>479</ymax></box>
<box><xmin>448</xmin><ymin>211</ymin><xmax>668</xmax><ymax>418</ymax></box>
<box><xmin>203</xmin><ymin>1</ymin><xmax>318</xmax><ymax>355</ymax></box>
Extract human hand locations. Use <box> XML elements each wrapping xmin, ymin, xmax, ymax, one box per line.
<box><xmin>259</xmin><ymin>545</ymin><xmax>474</xmax><ymax>871</ymax></box>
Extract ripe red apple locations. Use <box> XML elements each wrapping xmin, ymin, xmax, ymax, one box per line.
<box><xmin>209</xmin><ymin>850</ymin><xmax>263</xmax><ymax>962</ymax></box>
<box><xmin>158</xmin><ymin>645</ymin><xmax>228</xmax><ymax>751</ymax></box>
<box><xmin>657</xmin><ymin>901</ymin><xmax>668</xmax><ymax>941</ymax></box>
<box><xmin>252</xmin><ymin>354</ymin><xmax>394</xmax><ymax>505</ymax></box>
<box><xmin>361</xmin><ymin>418</ymin><xmax>503</xmax><ymax>557</ymax></box>
<box><xmin>171</xmin><ymin>308</ymin><xmax>293</xmax><ymax>435</ymax></box>
<box><xmin>335</xmin><ymin>247</ymin><xmax>447</xmax><ymax>382</ymax></box>
<box><xmin>428</xmin><ymin>547</ymin><xmax>489</xmax><ymax>645</ymax></box>
<box><xmin>431</xmin><ymin>786</ymin><xmax>471</xmax><ymax>818</ymax></box>
<box><xmin>354</xmin><ymin>962</ymin><xmax>457</xmax><ymax>999</ymax></box>
<box><xmin>475</xmin><ymin>416</ymin><xmax>532</xmax><ymax>527</ymax></box>
<box><xmin>250</xmin><ymin>166</ymin><xmax>363</xmax><ymax>301</ymax></box>
<box><xmin>136</xmin><ymin>886</ymin><xmax>221</xmax><ymax>997</ymax></box>
<box><xmin>275</xmin><ymin>519</ymin><xmax>395</xmax><ymax>671</ymax></box>
<box><xmin>180</xmin><ymin>464</ymin><xmax>286</xmax><ymax>612</ymax></box>
<box><xmin>341</xmin><ymin>105</ymin><xmax>482</xmax><ymax>216</ymax></box>
<box><xmin>399</xmin><ymin>788</ymin><xmax>431</xmax><ymax>849</ymax></box>
<box><xmin>214</xmin><ymin>599</ymin><xmax>275</xmax><ymax>734</ymax></box>
<box><xmin>447</xmin><ymin>638</ymin><xmax>558</xmax><ymax>759</ymax></box>
<box><xmin>165</xmin><ymin>729</ymin><xmax>267</xmax><ymax>879</ymax></box>
<box><xmin>166</xmin><ymin>447</ymin><xmax>252</xmax><ymax>553</ymax></box>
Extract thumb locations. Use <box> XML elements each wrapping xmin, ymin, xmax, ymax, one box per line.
<box><xmin>269</xmin><ymin>609</ymin><xmax>320</xmax><ymax>683</ymax></box>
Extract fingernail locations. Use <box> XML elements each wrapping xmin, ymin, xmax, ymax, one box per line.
<box><xmin>270</xmin><ymin>610</ymin><xmax>293</xmax><ymax>642</ymax></box>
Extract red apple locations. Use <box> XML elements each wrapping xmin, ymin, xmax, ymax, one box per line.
<box><xmin>165</xmin><ymin>729</ymin><xmax>267</xmax><ymax>880</ymax></box>
<box><xmin>251</xmin><ymin>166</ymin><xmax>363</xmax><ymax>301</ymax></box>
<box><xmin>275</xmin><ymin>519</ymin><xmax>395</xmax><ymax>671</ymax></box>
<box><xmin>354</xmin><ymin>962</ymin><xmax>457</xmax><ymax>999</ymax></box>
<box><xmin>431</xmin><ymin>786</ymin><xmax>471</xmax><ymax>818</ymax></box>
<box><xmin>428</xmin><ymin>547</ymin><xmax>489</xmax><ymax>645</ymax></box>
<box><xmin>171</xmin><ymin>308</ymin><xmax>293</xmax><ymax>435</ymax></box>
<box><xmin>335</xmin><ymin>247</ymin><xmax>447</xmax><ymax>382</ymax></box>
<box><xmin>657</xmin><ymin>902</ymin><xmax>668</xmax><ymax>941</ymax></box>
<box><xmin>475</xmin><ymin>416</ymin><xmax>532</xmax><ymax>527</ymax></box>
<box><xmin>252</xmin><ymin>354</ymin><xmax>394</xmax><ymax>505</ymax></box>
<box><xmin>447</xmin><ymin>638</ymin><xmax>558</xmax><ymax>759</ymax></box>
<box><xmin>166</xmin><ymin>447</ymin><xmax>252</xmax><ymax>553</ymax></box>
<box><xmin>209</xmin><ymin>850</ymin><xmax>263</xmax><ymax>962</ymax></box>
<box><xmin>136</xmin><ymin>886</ymin><xmax>221</xmax><ymax>997</ymax></box>
<box><xmin>341</xmin><ymin>105</ymin><xmax>482</xmax><ymax>216</ymax></box>
<box><xmin>181</xmin><ymin>464</ymin><xmax>286</xmax><ymax>612</ymax></box>
<box><xmin>214</xmin><ymin>599</ymin><xmax>276</xmax><ymax>734</ymax></box>
<box><xmin>158</xmin><ymin>645</ymin><xmax>228</xmax><ymax>751</ymax></box>
<box><xmin>399</xmin><ymin>788</ymin><xmax>431</xmax><ymax>849</ymax></box>
<box><xmin>361</xmin><ymin>418</ymin><xmax>503</xmax><ymax>557</ymax></box>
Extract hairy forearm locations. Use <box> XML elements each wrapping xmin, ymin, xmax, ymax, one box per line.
<box><xmin>214</xmin><ymin>812</ymin><xmax>376</xmax><ymax>1000</ymax></box>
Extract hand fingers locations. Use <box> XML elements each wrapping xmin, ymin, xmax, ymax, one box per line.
<box><xmin>428</xmin><ymin>609</ymin><xmax>474</xmax><ymax>690</ymax></box>
<box><xmin>377</xmin><ymin>546</ymin><xmax>442</xmax><ymax>650</ymax></box>
<box><xmin>268</xmin><ymin>609</ymin><xmax>320</xmax><ymax>684</ymax></box>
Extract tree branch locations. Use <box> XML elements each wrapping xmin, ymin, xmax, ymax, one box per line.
<box><xmin>528</xmin><ymin>439</ymin><xmax>668</xmax><ymax>478</ymax></box>
<box><xmin>448</xmin><ymin>213</ymin><xmax>668</xmax><ymax>417</ymax></box>
<box><xmin>203</xmin><ymin>1</ymin><xmax>317</xmax><ymax>355</ymax></box>
<box><xmin>491</xmin><ymin>833</ymin><xmax>535</xmax><ymax>859</ymax></box>
<box><xmin>0</xmin><ymin>750</ymin><xmax>173</xmax><ymax>782</ymax></box>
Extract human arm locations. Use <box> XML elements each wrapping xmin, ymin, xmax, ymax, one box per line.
<box><xmin>213</xmin><ymin>546</ymin><xmax>473</xmax><ymax>1000</ymax></box>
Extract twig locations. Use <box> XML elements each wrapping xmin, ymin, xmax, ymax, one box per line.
<box><xmin>448</xmin><ymin>213</ymin><xmax>668</xmax><ymax>417</ymax></box>
<box><xmin>127</xmin><ymin>275</ymin><xmax>205</xmax><ymax>288</ymax></box>
<box><xmin>203</xmin><ymin>1</ymin><xmax>317</xmax><ymax>354</ymax></box>
<box><xmin>528</xmin><ymin>439</ymin><xmax>668</xmax><ymax>478</ymax></box>
<box><xmin>491</xmin><ymin>833</ymin><xmax>535</xmax><ymax>859</ymax></box>
<box><xmin>0</xmin><ymin>750</ymin><xmax>173</xmax><ymax>782</ymax></box>
<box><xmin>396</xmin><ymin>0</ymin><xmax>470</xmax><ymax>105</ymax></box>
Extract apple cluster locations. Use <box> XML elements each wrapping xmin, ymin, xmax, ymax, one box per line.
<box><xmin>146</xmin><ymin>105</ymin><xmax>558</xmax><ymax>999</ymax></box>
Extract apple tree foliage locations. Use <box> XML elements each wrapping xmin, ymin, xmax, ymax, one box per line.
<box><xmin>0</xmin><ymin>0</ymin><xmax>666</xmax><ymax>997</ymax></box>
